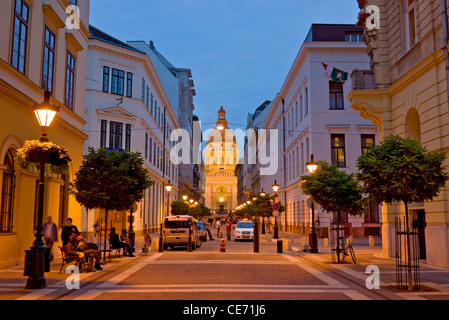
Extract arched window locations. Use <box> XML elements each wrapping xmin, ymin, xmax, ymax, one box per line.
<box><xmin>1</xmin><ymin>149</ymin><xmax>16</xmax><ymax>233</ymax></box>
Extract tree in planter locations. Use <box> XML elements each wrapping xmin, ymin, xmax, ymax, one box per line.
<box><xmin>170</xmin><ymin>200</ymin><xmax>190</xmax><ymax>216</ymax></box>
<box><xmin>301</xmin><ymin>160</ymin><xmax>366</xmax><ymax>263</ymax></box>
<box><xmin>357</xmin><ymin>135</ymin><xmax>448</xmax><ymax>290</ymax></box>
<box><xmin>69</xmin><ymin>148</ymin><xmax>153</xmax><ymax>261</ymax></box>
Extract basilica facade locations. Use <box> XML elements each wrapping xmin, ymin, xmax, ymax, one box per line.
<box><xmin>203</xmin><ymin>105</ymin><xmax>239</xmax><ymax>217</ymax></box>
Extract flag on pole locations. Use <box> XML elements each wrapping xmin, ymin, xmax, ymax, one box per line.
<box><xmin>322</xmin><ymin>63</ymin><xmax>349</xmax><ymax>83</ymax></box>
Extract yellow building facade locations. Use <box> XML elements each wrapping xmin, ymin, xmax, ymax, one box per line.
<box><xmin>204</xmin><ymin>106</ymin><xmax>239</xmax><ymax>217</ymax></box>
<box><xmin>0</xmin><ymin>0</ymin><xmax>90</xmax><ymax>267</ymax></box>
<box><xmin>349</xmin><ymin>0</ymin><xmax>449</xmax><ymax>267</ymax></box>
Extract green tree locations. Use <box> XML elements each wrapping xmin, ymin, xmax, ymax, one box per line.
<box><xmin>357</xmin><ymin>135</ymin><xmax>448</xmax><ymax>290</ymax></box>
<box><xmin>70</xmin><ymin>148</ymin><xmax>153</xmax><ymax>260</ymax></box>
<box><xmin>170</xmin><ymin>200</ymin><xmax>190</xmax><ymax>216</ymax></box>
<box><xmin>301</xmin><ymin>160</ymin><xmax>366</xmax><ymax>262</ymax></box>
<box><xmin>189</xmin><ymin>203</ymin><xmax>212</xmax><ymax>220</ymax></box>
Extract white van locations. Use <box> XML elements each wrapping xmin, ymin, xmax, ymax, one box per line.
<box><xmin>163</xmin><ymin>215</ymin><xmax>202</xmax><ymax>250</ymax></box>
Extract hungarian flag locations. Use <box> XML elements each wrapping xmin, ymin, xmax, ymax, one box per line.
<box><xmin>322</xmin><ymin>63</ymin><xmax>349</xmax><ymax>83</ymax></box>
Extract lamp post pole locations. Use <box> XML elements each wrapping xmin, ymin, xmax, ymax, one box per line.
<box><xmin>306</xmin><ymin>154</ymin><xmax>319</xmax><ymax>253</ymax></box>
<box><xmin>25</xmin><ymin>91</ymin><xmax>59</xmax><ymax>289</ymax></box>
<box><xmin>272</xmin><ymin>181</ymin><xmax>279</xmax><ymax>239</ymax></box>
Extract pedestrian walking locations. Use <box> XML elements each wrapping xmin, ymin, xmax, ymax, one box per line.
<box><xmin>226</xmin><ymin>219</ymin><xmax>232</xmax><ymax>240</ymax></box>
<box><xmin>215</xmin><ymin>219</ymin><xmax>221</xmax><ymax>238</ymax></box>
<box><xmin>42</xmin><ymin>216</ymin><xmax>58</xmax><ymax>261</ymax></box>
<box><xmin>204</xmin><ymin>220</ymin><xmax>214</xmax><ymax>240</ymax></box>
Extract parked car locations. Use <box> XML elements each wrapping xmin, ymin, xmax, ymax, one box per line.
<box><xmin>196</xmin><ymin>221</ymin><xmax>208</xmax><ymax>242</ymax></box>
<box><xmin>163</xmin><ymin>215</ymin><xmax>202</xmax><ymax>250</ymax></box>
<box><xmin>234</xmin><ymin>219</ymin><xmax>254</xmax><ymax>241</ymax></box>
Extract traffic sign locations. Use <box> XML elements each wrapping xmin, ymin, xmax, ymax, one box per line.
<box><xmin>272</xmin><ymin>202</ymin><xmax>280</xmax><ymax>211</ymax></box>
<box><xmin>144</xmin><ymin>234</ymin><xmax>152</xmax><ymax>246</ymax></box>
<box><xmin>272</xmin><ymin>210</ymin><xmax>280</xmax><ymax>217</ymax></box>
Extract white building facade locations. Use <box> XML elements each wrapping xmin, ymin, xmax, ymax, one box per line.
<box><xmin>261</xmin><ymin>24</ymin><xmax>380</xmax><ymax>238</ymax></box>
<box><xmin>84</xmin><ymin>26</ymin><xmax>180</xmax><ymax>239</ymax></box>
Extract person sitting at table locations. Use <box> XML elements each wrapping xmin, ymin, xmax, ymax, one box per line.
<box><xmin>66</xmin><ymin>232</ymin><xmax>103</xmax><ymax>271</ymax></box>
<box><xmin>109</xmin><ymin>227</ymin><xmax>134</xmax><ymax>257</ymax></box>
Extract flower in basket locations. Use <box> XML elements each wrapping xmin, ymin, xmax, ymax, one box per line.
<box><xmin>15</xmin><ymin>140</ymin><xmax>71</xmax><ymax>174</ymax></box>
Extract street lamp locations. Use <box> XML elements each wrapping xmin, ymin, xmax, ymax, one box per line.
<box><xmin>306</xmin><ymin>154</ymin><xmax>319</xmax><ymax>253</ymax></box>
<box><xmin>26</xmin><ymin>91</ymin><xmax>59</xmax><ymax>289</ymax></box>
<box><xmin>165</xmin><ymin>180</ymin><xmax>173</xmax><ymax>217</ymax></box>
<box><xmin>182</xmin><ymin>195</ymin><xmax>188</xmax><ymax>202</ymax></box>
<box><xmin>33</xmin><ymin>91</ymin><xmax>60</xmax><ymax>142</ymax></box>
<box><xmin>272</xmin><ymin>180</ymin><xmax>279</xmax><ymax>239</ymax></box>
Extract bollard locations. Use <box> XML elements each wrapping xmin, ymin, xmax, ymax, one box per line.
<box><xmin>220</xmin><ymin>239</ymin><xmax>226</xmax><ymax>252</ymax></box>
<box><xmin>219</xmin><ymin>230</ymin><xmax>223</xmax><ymax>239</ymax></box>
<box><xmin>324</xmin><ymin>238</ymin><xmax>329</xmax><ymax>247</ymax></box>
<box><xmin>369</xmin><ymin>235</ymin><xmax>374</xmax><ymax>247</ymax></box>
<box><xmin>277</xmin><ymin>240</ymin><xmax>283</xmax><ymax>253</ymax></box>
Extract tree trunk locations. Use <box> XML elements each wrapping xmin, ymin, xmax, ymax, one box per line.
<box><xmin>337</xmin><ymin>210</ymin><xmax>341</xmax><ymax>263</ymax></box>
<box><xmin>103</xmin><ymin>209</ymin><xmax>108</xmax><ymax>262</ymax></box>
<box><xmin>404</xmin><ymin>201</ymin><xmax>413</xmax><ymax>291</ymax></box>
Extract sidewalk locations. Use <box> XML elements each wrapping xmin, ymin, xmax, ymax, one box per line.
<box><xmin>268</xmin><ymin>229</ymin><xmax>449</xmax><ymax>299</ymax></box>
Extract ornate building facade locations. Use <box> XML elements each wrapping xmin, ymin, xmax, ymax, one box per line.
<box><xmin>204</xmin><ymin>105</ymin><xmax>238</xmax><ymax>217</ymax></box>
<box><xmin>349</xmin><ymin>0</ymin><xmax>449</xmax><ymax>268</ymax></box>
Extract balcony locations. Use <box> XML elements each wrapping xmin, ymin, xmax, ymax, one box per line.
<box><xmin>351</xmin><ymin>69</ymin><xmax>375</xmax><ymax>90</ymax></box>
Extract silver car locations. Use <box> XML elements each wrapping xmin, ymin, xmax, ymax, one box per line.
<box><xmin>163</xmin><ymin>215</ymin><xmax>202</xmax><ymax>250</ymax></box>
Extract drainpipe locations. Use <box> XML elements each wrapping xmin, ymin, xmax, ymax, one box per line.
<box><xmin>441</xmin><ymin>0</ymin><xmax>449</xmax><ymax>114</ymax></box>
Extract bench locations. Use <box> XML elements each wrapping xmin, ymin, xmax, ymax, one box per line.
<box><xmin>59</xmin><ymin>246</ymin><xmax>84</xmax><ymax>273</ymax></box>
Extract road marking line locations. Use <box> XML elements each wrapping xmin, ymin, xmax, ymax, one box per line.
<box><xmin>97</xmin><ymin>252</ymin><xmax>163</xmax><ymax>288</ymax></box>
<box><xmin>283</xmin><ymin>254</ymin><xmax>347</xmax><ymax>288</ymax></box>
<box><xmin>15</xmin><ymin>289</ymin><xmax>58</xmax><ymax>300</ymax></box>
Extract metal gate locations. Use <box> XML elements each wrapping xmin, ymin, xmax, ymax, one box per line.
<box><xmin>395</xmin><ymin>217</ymin><xmax>420</xmax><ymax>289</ymax></box>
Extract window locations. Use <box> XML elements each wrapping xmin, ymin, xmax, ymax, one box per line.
<box><xmin>150</xmin><ymin>94</ymin><xmax>154</xmax><ymax>115</ymax></box>
<box><xmin>69</xmin><ymin>0</ymin><xmax>78</xmax><ymax>5</ymax></box>
<box><xmin>145</xmin><ymin>132</ymin><xmax>148</xmax><ymax>159</ymax></box>
<box><xmin>42</xmin><ymin>26</ymin><xmax>56</xmax><ymax>93</ymax></box>
<box><xmin>141</xmin><ymin>78</ymin><xmax>146</xmax><ymax>103</ymax></box>
<box><xmin>146</xmin><ymin>87</ymin><xmax>149</xmax><ymax>110</ymax></box>
<box><xmin>109</xmin><ymin>121</ymin><xmax>123</xmax><ymax>150</ymax></box>
<box><xmin>100</xmin><ymin>120</ymin><xmax>107</xmax><ymax>148</ymax></box>
<box><xmin>65</xmin><ymin>51</ymin><xmax>76</xmax><ymax>110</ymax></box>
<box><xmin>103</xmin><ymin>66</ymin><xmax>110</xmax><ymax>93</ymax></box>
<box><xmin>345</xmin><ymin>32</ymin><xmax>363</xmax><ymax>42</ymax></box>
<box><xmin>329</xmin><ymin>81</ymin><xmax>344</xmax><ymax>110</ymax></box>
<box><xmin>125</xmin><ymin>124</ymin><xmax>131</xmax><ymax>151</ymax></box>
<box><xmin>364</xmin><ymin>201</ymin><xmax>380</xmax><ymax>223</ymax></box>
<box><xmin>149</xmin><ymin>138</ymin><xmax>153</xmax><ymax>163</ymax></box>
<box><xmin>111</xmin><ymin>68</ymin><xmax>125</xmax><ymax>96</ymax></box>
<box><xmin>153</xmin><ymin>142</ymin><xmax>156</xmax><ymax>165</ymax></box>
<box><xmin>304</xmin><ymin>87</ymin><xmax>308</xmax><ymax>116</ymax></box>
<box><xmin>1</xmin><ymin>150</ymin><xmax>15</xmax><ymax>233</ymax></box>
<box><xmin>405</xmin><ymin>0</ymin><xmax>417</xmax><ymax>50</ymax></box>
<box><xmin>126</xmin><ymin>73</ymin><xmax>133</xmax><ymax>98</ymax></box>
<box><xmin>361</xmin><ymin>134</ymin><xmax>375</xmax><ymax>155</ymax></box>
<box><xmin>331</xmin><ymin>134</ymin><xmax>346</xmax><ymax>167</ymax></box>
<box><xmin>157</xmin><ymin>146</ymin><xmax>160</xmax><ymax>169</ymax></box>
<box><xmin>11</xmin><ymin>0</ymin><xmax>29</xmax><ymax>74</ymax></box>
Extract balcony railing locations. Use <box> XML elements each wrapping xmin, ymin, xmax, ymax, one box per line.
<box><xmin>351</xmin><ymin>69</ymin><xmax>375</xmax><ymax>90</ymax></box>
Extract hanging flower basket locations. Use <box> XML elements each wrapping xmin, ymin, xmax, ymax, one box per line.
<box><xmin>15</xmin><ymin>140</ymin><xmax>71</xmax><ymax>174</ymax></box>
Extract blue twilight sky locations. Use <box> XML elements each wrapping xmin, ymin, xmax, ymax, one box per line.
<box><xmin>89</xmin><ymin>0</ymin><xmax>360</xmax><ymax>130</ymax></box>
